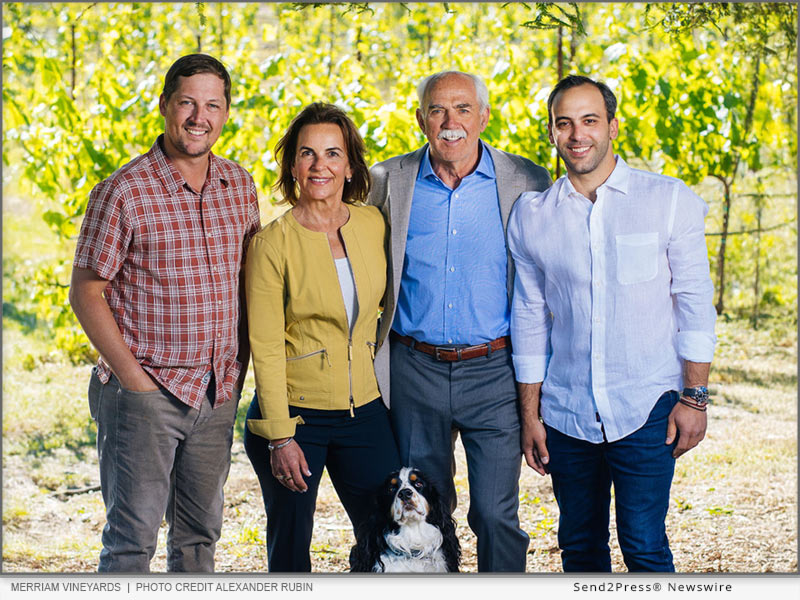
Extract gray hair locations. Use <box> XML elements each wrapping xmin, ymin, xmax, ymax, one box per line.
<box><xmin>416</xmin><ymin>71</ymin><xmax>490</xmax><ymax>114</ymax></box>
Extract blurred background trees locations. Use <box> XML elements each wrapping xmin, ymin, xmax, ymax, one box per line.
<box><xmin>3</xmin><ymin>2</ymin><xmax>796</xmax><ymax>363</ymax></box>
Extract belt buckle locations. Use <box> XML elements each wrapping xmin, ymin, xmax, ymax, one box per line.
<box><xmin>434</xmin><ymin>346</ymin><xmax>461</xmax><ymax>361</ymax></box>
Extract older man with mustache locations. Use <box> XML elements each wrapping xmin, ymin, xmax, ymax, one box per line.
<box><xmin>369</xmin><ymin>71</ymin><xmax>551</xmax><ymax>572</ymax></box>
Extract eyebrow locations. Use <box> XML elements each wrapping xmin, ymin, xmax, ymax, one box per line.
<box><xmin>298</xmin><ymin>145</ymin><xmax>343</xmax><ymax>152</ymax></box>
<box><xmin>177</xmin><ymin>94</ymin><xmax>224</xmax><ymax>104</ymax></box>
<box><xmin>555</xmin><ymin>112</ymin><xmax>602</xmax><ymax>121</ymax></box>
<box><xmin>428</xmin><ymin>102</ymin><xmax>473</xmax><ymax>109</ymax></box>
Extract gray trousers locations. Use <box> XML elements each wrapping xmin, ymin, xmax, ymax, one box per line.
<box><xmin>88</xmin><ymin>368</ymin><xmax>238</xmax><ymax>572</ymax></box>
<box><xmin>389</xmin><ymin>338</ymin><xmax>529</xmax><ymax>572</ymax></box>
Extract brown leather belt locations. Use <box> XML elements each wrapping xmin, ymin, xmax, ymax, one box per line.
<box><xmin>391</xmin><ymin>331</ymin><xmax>511</xmax><ymax>362</ymax></box>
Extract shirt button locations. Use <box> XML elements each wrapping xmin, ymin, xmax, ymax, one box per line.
<box><xmin>454</xmin><ymin>193</ymin><xmax>460</xmax><ymax>199</ymax></box>
<box><xmin>452</xmin><ymin>229</ymin><xmax>457</xmax><ymax>235</ymax></box>
<box><xmin>448</xmin><ymin>339</ymin><xmax>453</xmax><ymax>344</ymax></box>
<box><xmin>448</xmin><ymin>303</ymin><xmax>453</xmax><ymax>309</ymax></box>
<box><xmin>449</xmin><ymin>266</ymin><xmax>455</xmax><ymax>272</ymax></box>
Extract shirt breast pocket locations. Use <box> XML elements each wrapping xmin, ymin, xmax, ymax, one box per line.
<box><xmin>615</xmin><ymin>232</ymin><xmax>659</xmax><ymax>285</ymax></box>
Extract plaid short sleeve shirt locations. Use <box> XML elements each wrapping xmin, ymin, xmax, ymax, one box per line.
<box><xmin>73</xmin><ymin>135</ymin><xmax>261</xmax><ymax>409</ymax></box>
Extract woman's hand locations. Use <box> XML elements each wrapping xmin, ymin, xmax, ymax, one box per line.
<box><xmin>269</xmin><ymin>439</ymin><xmax>312</xmax><ymax>492</ymax></box>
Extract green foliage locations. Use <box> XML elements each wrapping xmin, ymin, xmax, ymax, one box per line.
<box><xmin>2</xmin><ymin>2</ymin><xmax>797</xmax><ymax>362</ymax></box>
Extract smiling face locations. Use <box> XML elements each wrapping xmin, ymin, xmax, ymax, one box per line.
<box><xmin>548</xmin><ymin>83</ymin><xmax>618</xmax><ymax>178</ymax></box>
<box><xmin>159</xmin><ymin>72</ymin><xmax>228</xmax><ymax>161</ymax></box>
<box><xmin>416</xmin><ymin>73</ymin><xmax>489</xmax><ymax>176</ymax></box>
<box><xmin>291</xmin><ymin>122</ymin><xmax>353</xmax><ymax>206</ymax></box>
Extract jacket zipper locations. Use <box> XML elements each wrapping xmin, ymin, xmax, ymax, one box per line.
<box><xmin>348</xmin><ymin>339</ymin><xmax>354</xmax><ymax>417</ymax></box>
<box><xmin>338</xmin><ymin>235</ymin><xmax>358</xmax><ymax>419</ymax></box>
<box><xmin>286</xmin><ymin>348</ymin><xmax>330</xmax><ymax>367</ymax></box>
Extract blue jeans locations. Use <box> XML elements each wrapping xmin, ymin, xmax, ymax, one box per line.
<box><xmin>545</xmin><ymin>391</ymin><xmax>679</xmax><ymax>572</ymax></box>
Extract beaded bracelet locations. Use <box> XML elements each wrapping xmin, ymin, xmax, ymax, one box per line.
<box><xmin>267</xmin><ymin>438</ymin><xmax>293</xmax><ymax>451</ymax></box>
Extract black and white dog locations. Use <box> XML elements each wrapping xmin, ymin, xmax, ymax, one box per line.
<box><xmin>351</xmin><ymin>467</ymin><xmax>460</xmax><ymax>572</ymax></box>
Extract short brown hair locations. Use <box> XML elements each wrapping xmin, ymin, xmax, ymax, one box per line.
<box><xmin>274</xmin><ymin>103</ymin><xmax>370</xmax><ymax>206</ymax></box>
<box><xmin>162</xmin><ymin>54</ymin><xmax>231</xmax><ymax>109</ymax></box>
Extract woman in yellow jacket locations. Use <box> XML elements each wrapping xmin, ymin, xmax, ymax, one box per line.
<box><xmin>243</xmin><ymin>103</ymin><xmax>400</xmax><ymax>572</ymax></box>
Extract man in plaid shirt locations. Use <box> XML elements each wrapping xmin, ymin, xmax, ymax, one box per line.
<box><xmin>69</xmin><ymin>54</ymin><xmax>261</xmax><ymax>572</ymax></box>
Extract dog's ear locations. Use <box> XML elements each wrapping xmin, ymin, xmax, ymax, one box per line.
<box><xmin>440</xmin><ymin>517</ymin><xmax>461</xmax><ymax>572</ymax></box>
<box><xmin>425</xmin><ymin>481</ymin><xmax>461</xmax><ymax>572</ymax></box>
<box><xmin>351</xmin><ymin>511</ymin><xmax>396</xmax><ymax>572</ymax></box>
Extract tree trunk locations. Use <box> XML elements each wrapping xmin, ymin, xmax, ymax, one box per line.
<box><xmin>555</xmin><ymin>25</ymin><xmax>564</xmax><ymax>179</ymax></box>
<box><xmin>714</xmin><ymin>176</ymin><xmax>732</xmax><ymax>315</ymax></box>
<box><xmin>713</xmin><ymin>52</ymin><xmax>762</xmax><ymax>316</ymax></box>
<box><xmin>218</xmin><ymin>3</ymin><xmax>224</xmax><ymax>57</ymax></box>
<box><xmin>275</xmin><ymin>4</ymin><xmax>281</xmax><ymax>54</ymax></box>
<box><xmin>70</xmin><ymin>23</ymin><xmax>76</xmax><ymax>100</ymax></box>
<box><xmin>327</xmin><ymin>4</ymin><xmax>335</xmax><ymax>79</ymax></box>
<box><xmin>751</xmin><ymin>197</ymin><xmax>763</xmax><ymax>328</ymax></box>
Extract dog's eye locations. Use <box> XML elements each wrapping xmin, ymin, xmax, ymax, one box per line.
<box><xmin>413</xmin><ymin>480</ymin><xmax>424</xmax><ymax>489</ymax></box>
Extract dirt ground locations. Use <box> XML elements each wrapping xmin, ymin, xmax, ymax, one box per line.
<box><xmin>2</xmin><ymin>323</ymin><xmax>797</xmax><ymax>573</ymax></box>
<box><xmin>2</xmin><ymin>411</ymin><xmax>796</xmax><ymax>574</ymax></box>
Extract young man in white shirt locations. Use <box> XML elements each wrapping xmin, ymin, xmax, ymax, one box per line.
<box><xmin>508</xmin><ymin>75</ymin><xmax>716</xmax><ymax>572</ymax></box>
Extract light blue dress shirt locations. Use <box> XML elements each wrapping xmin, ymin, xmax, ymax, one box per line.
<box><xmin>508</xmin><ymin>157</ymin><xmax>717</xmax><ymax>443</ymax></box>
<box><xmin>393</xmin><ymin>143</ymin><xmax>509</xmax><ymax>345</ymax></box>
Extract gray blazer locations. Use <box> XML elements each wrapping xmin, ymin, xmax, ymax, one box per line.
<box><xmin>368</xmin><ymin>142</ymin><xmax>551</xmax><ymax>406</ymax></box>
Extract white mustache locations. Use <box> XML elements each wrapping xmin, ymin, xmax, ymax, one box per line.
<box><xmin>437</xmin><ymin>129</ymin><xmax>467</xmax><ymax>141</ymax></box>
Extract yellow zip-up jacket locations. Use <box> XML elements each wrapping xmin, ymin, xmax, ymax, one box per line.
<box><xmin>245</xmin><ymin>205</ymin><xmax>387</xmax><ymax>440</ymax></box>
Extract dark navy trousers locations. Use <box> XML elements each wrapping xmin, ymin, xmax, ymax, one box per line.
<box><xmin>243</xmin><ymin>396</ymin><xmax>400</xmax><ymax>572</ymax></box>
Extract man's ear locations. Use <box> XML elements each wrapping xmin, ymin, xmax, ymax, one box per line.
<box><xmin>609</xmin><ymin>117</ymin><xmax>619</xmax><ymax>140</ymax></box>
<box><xmin>415</xmin><ymin>108</ymin><xmax>426</xmax><ymax>135</ymax></box>
<box><xmin>159</xmin><ymin>94</ymin><xmax>167</xmax><ymax>117</ymax></box>
<box><xmin>479</xmin><ymin>107</ymin><xmax>490</xmax><ymax>132</ymax></box>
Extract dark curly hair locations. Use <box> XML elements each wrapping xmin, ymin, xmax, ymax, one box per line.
<box><xmin>274</xmin><ymin>102</ymin><xmax>370</xmax><ymax>206</ymax></box>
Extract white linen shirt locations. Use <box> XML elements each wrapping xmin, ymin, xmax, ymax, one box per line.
<box><xmin>508</xmin><ymin>156</ymin><xmax>716</xmax><ymax>443</ymax></box>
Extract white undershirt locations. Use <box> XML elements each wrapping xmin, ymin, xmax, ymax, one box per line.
<box><xmin>334</xmin><ymin>257</ymin><xmax>359</xmax><ymax>333</ymax></box>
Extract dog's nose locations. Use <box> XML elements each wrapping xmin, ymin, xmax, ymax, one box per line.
<box><xmin>398</xmin><ymin>488</ymin><xmax>413</xmax><ymax>501</ymax></box>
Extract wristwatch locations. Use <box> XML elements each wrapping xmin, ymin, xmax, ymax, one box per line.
<box><xmin>682</xmin><ymin>386</ymin><xmax>710</xmax><ymax>407</ymax></box>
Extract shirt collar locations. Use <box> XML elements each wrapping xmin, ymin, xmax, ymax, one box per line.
<box><xmin>418</xmin><ymin>140</ymin><xmax>496</xmax><ymax>183</ymax></box>
<box><xmin>149</xmin><ymin>134</ymin><xmax>228</xmax><ymax>194</ymax></box>
<box><xmin>602</xmin><ymin>155</ymin><xmax>630</xmax><ymax>195</ymax></box>
<box><xmin>555</xmin><ymin>154</ymin><xmax>630</xmax><ymax>206</ymax></box>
